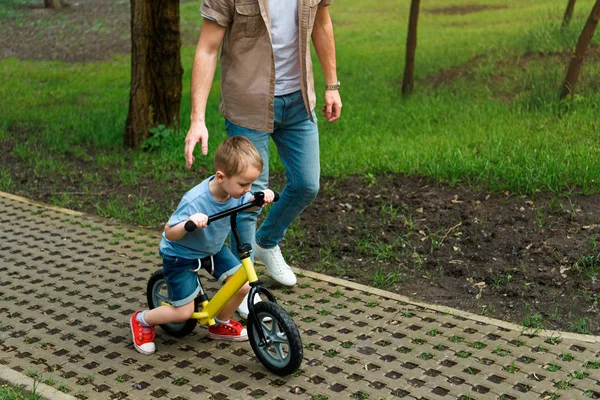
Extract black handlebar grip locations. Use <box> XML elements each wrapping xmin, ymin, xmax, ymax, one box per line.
<box><xmin>254</xmin><ymin>191</ymin><xmax>265</xmax><ymax>204</ymax></box>
<box><xmin>184</xmin><ymin>221</ymin><xmax>196</xmax><ymax>232</ymax></box>
<box><xmin>252</xmin><ymin>191</ymin><xmax>279</xmax><ymax>207</ymax></box>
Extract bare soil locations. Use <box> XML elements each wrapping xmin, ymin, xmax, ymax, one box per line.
<box><xmin>2</xmin><ymin>0</ymin><xmax>599</xmax><ymax>335</ymax></box>
<box><xmin>427</xmin><ymin>5</ymin><xmax>508</xmax><ymax>16</ymax></box>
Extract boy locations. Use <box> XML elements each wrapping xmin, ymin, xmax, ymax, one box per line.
<box><xmin>130</xmin><ymin>136</ymin><xmax>275</xmax><ymax>355</ymax></box>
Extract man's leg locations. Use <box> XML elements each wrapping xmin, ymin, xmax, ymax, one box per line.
<box><xmin>225</xmin><ymin>120</ymin><xmax>270</xmax><ymax>262</ymax></box>
<box><xmin>254</xmin><ymin>91</ymin><xmax>320</xmax><ymax>285</ymax></box>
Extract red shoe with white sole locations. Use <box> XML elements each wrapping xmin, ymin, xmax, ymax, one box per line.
<box><xmin>130</xmin><ymin>311</ymin><xmax>156</xmax><ymax>355</ymax></box>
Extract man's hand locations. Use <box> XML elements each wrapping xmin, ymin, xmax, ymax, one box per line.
<box><xmin>321</xmin><ymin>90</ymin><xmax>342</xmax><ymax>122</ymax></box>
<box><xmin>184</xmin><ymin>122</ymin><xmax>209</xmax><ymax>169</ymax></box>
<box><xmin>188</xmin><ymin>213</ymin><xmax>209</xmax><ymax>229</ymax></box>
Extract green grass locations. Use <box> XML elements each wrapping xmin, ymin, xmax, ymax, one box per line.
<box><xmin>1</xmin><ymin>0</ymin><xmax>600</xmax><ymax>219</ymax></box>
<box><xmin>0</xmin><ymin>383</ymin><xmax>41</xmax><ymax>400</ymax></box>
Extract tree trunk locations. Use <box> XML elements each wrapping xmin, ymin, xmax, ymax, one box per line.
<box><xmin>125</xmin><ymin>0</ymin><xmax>183</xmax><ymax>148</ymax></box>
<box><xmin>561</xmin><ymin>0</ymin><xmax>600</xmax><ymax>99</ymax></box>
<box><xmin>44</xmin><ymin>0</ymin><xmax>64</xmax><ymax>9</ymax></box>
<box><xmin>562</xmin><ymin>0</ymin><xmax>577</xmax><ymax>28</ymax></box>
<box><xmin>402</xmin><ymin>0</ymin><xmax>420</xmax><ymax>95</ymax></box>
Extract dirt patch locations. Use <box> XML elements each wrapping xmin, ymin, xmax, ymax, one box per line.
<box><xmin>0</xmin><ymin>1</ymin><xmax>130</xmax><ymax>62</ymax></box>
<box><xmin>1</xmin><ymin>1</ymin><xmax>599</xmax><ymax>335</ymax></box>
<box><xmin>428</xmin><ymin>5</ymin><xmax>508</xmax><ymax>16</ymax></box>
<box><xmin>423</xmin><ymin>46</ymin><xmax>600</xmax><ymax>97</ymax></box>
<box><xmin>297</xmin><ymin>175</ymin><xmax>600</xmax><ymax>335</ymax></box>
<box><xmin>423</xmin><ymin>55</ymin><xmax>484</xmax><ymax>89</ymax></box>
<box><xmin>0</xmin><ymin>0</ymin><xmax>198</xmax><ymax>63</ymax></box>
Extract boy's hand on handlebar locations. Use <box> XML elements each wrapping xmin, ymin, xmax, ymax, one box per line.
<box><xmin>188</xmin><ymin>213</ymin><xmax>209</xmax><ymax>229</ymax></box>
<box><xmin>253</xmin><ymin>189</ymin><xmax>275</xmax><ymax>208</ymax></box>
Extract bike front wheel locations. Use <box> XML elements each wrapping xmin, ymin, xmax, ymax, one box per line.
<box><xmin>247</xmin><ymin>301</ymin><xmax>303</xmax><ymax>376</ymax></box>
<box><xmin>146</xmin><ymin>269</ymin><xmax>197</xmax><ymax>337</ymax></box>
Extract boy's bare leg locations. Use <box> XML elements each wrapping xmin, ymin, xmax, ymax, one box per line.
<box><xmin>217</xmin><ymin>282</ymin><xmax>250</xmax><ymax>321</ymax></box>
<box><xmin>143</xmin><ymin>301</ymin><xmax>195</xmax><ymax>325</ymax></box>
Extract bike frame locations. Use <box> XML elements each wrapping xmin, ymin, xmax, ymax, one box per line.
<box><xmin>161</xmin><ymin>192</ymin><xmax>277</xmax><ymax>333</ymax></box>
<box><xmin>189</xmin><ymin>255</ymin><xmax>256</xmax><ymax>326</ymax></box>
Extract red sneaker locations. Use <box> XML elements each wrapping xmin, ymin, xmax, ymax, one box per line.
<box><xmin>208</xmin><ymin>319</ymin><xmax>248</xmax><ymax>341</ymax></box>
<box><xmin>130</xmin><ymin>311</ymin><xmax>156</xmax><ymax>355</ymax></box>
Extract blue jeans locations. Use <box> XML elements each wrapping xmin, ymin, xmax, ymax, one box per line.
<box><xmin>225</xmin><ymin>90</ymin><xmax>320</xmax><ymax>260</ymax></box>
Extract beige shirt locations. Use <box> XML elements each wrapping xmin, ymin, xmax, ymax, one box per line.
<box><xmin>201</xmin><ymin>0</ymin><xmax>334</xmax><ymax>132</ymax></box>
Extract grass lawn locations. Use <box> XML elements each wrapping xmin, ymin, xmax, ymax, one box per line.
<box><xmin>1</xmin><ymin>0</ymin><xmax>599</xmax><ymax>199</ymax></box>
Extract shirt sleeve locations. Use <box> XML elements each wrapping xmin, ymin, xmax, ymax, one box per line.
<box><xmin>200</xmin><ymin>0</ymin><xmax>234</xmax><ymax>27</ymax></box>
<box><xmin>167</xmin><ymin>199</ymin><xmax>199</xmax><ymax>227</ymax></box>
<box><xmin>319</xmin><ymin>0</ymin><xmax>335</xmax><ymax>7</ymax></box>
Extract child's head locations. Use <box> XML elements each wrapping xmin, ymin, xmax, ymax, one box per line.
<box><xmin>214</xmin><ymin>137</ymin><xmax>263</xmax><ymax>198</ymax></box>
<box><xmin>214</xmin><ymin>136</ymin><xmax>263</xmax><ymax>177</ymax></box>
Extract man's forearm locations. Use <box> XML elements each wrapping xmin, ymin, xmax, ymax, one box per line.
<box><xmin>190</xmin><ymin>20</ymin><xmax>226</xmax><ymax>124</ymax></box>
<box><xmin>190</xmin><ymin>46</ymin><xmax>219</xmax><ymax>124</ymax></box>
<box><xmin>312</xmin><ymin>7</ymin><xmax>338</xmax><ymax>85</ymax></box>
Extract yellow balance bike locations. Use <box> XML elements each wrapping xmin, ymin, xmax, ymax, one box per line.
<box><xmin>146</xmin><ymin>192</ymin><xmax>303</xmax><ymax>376</ymax></box>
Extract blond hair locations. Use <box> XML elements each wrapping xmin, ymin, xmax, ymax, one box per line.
<box><xmin>214</xmin><ymin>136</ymin><xmax>263</xmax><ymax>177</ymax></box>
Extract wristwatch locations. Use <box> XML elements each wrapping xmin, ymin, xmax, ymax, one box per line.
<box><xmin>325</xmin><ymin>81</ymin><xmax>341</xmax><ymax>91</ymax></box>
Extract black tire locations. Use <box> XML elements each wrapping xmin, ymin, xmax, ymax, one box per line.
<box><xmin>146</xmin><ymin>269</ymin><xmax>197</xmax><ymax>337</ymax></box>
<box><xmin>247</xmin><ymin>301</ymin><xmax>303</xmax><ymax>376</ymax></box>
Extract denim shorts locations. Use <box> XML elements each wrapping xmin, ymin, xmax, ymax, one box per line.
<box><xmin>160</xmin><ymin>246</ymin><xmax>242</xmax><ymax>307</ymax></box>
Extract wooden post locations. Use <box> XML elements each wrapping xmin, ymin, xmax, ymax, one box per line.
<box><xmin>562</xmin><ymin>0</ymin><xmax>577</xmax><ymax>29</ymax></box>
<box><xmin>402</xmin><ymin>0</ymin><xmax>420</xmax><ymax>95</ymax></box>
<box><xmin>561</xmin><ymin>0</ymin><xmax>600</xmax><ymax>99</ymax></box>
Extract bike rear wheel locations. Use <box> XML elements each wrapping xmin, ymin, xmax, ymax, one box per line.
<box><xmin>146</xmin><ymin>269</ymin><xmax>197</xmax><ymax>337</ymax></box>
<box><xmin>247</xmin><ymin>301</ymin><xmax>303</xmax><ymax>376</ymax></box>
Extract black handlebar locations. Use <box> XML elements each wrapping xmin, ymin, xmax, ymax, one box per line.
<box><xmin>184</xmin><ymin>191</ymin><xmax>279</xmax><ymax>232</ymax></box>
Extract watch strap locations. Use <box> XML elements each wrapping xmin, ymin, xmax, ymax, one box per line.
<box><xmin>325</xmin><ymin>81</ymin><xmax>340</xmax><ymax>90</ymax></box>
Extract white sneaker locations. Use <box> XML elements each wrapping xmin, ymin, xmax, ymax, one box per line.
<box><xmin>237</xmin><ymin>293</ymin><xmax>261</xmax><ymax>320</ymax></box>
<box><xmin>254</xmin><ymin>245</ymin><xmax>297</xmax><ymax>286</ymax></box>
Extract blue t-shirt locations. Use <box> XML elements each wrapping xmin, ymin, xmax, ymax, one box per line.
<box><xmin>159</xmin><ymin>176</ymin><xmax>252</xmax><ymax>259</ymax></box>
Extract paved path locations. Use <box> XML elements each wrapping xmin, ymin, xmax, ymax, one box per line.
<box><xmin>1</xmin><ymin>191</ymin><xmax>599</xmax><ymax>400</ymax></box>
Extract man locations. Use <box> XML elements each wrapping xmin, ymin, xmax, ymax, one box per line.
<box><xmin>184</xmin><ymin>0</ymin><xmax>342</xmax><ymax>300</ymax></box>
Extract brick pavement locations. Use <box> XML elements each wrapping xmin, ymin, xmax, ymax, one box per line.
<box><xmin>1</xmin><ymin>191</ymin><xmax>599</xmax><ymax>400</ymax></box>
